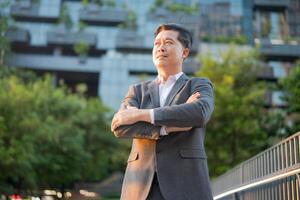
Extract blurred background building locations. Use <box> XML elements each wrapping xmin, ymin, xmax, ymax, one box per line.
<box><xmin>3</xmin><ymin>0</ymin><xmax>300</xmax><ymax>110</ymax></box>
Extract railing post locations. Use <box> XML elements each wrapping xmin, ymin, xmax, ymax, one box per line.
<box><xmin>233</xmin><ymin>192</ymin><xmax>240</xmax><ymax>200</ymax></box>
<box><xmin>296</xmin><ymin>173</ymin><xmax>300</xmax><ymax>195</ymax></box>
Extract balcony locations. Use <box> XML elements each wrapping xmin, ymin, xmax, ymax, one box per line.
<box><xmin>115</xmin><ymin>29</ymin><xmax>150</xmax><ymax>52</ymax></box>
<box><xmin>253</xmin><ymin>0</ymin><xmax>289</xmax><ymax>9</ymax></box>
<box><xmin>148</xmin><ymin>8</ymin><xmax>199</xmax><ymax>27</ymax></box>
<box><xmin>47</xmin><ymin>26</ymin><xmax>97</xmax><ymax>48</ymax></box>
<box><xmin>5</xmin><ymin>27</ymin><xmax>30</xmax><ymax>45</ymax></box>
<box><xmin>10</xmin><ymin>0</ymin><xmax>59</xmax><ymax>23</ymax></box>
<box><xmin>7</xmin><ymin>53</ymin><xmax>103</xmax><ymax>72</ymax></box>
<box><xmin>258</xmin><ymin>39</ymin><xmax>300</xmax><ymax>59</ymax></box>
<box><xmin>257</xmin><ymin>66</ymin><xmax>275</xmax><ymax>80</ymax></box>
<box><xmin>79</xmin><ymin>4</ymin><xmax>128</xmax><ymax>26</ymax></box>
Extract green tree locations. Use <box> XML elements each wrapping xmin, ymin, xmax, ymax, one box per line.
<box><xmin>196</xmin><ymin>47</ymin><xmax>267</xmax><ymax>177</ymax></box>
<box><xmin>280</xmin><ymin>62</ymin><xmax>300</xmax><ymax>134</ymax></box>
<box><xmin>0</xmin><ymin>0</ymin><xmax>11</xmax><ymax>66</ymax></box>
<box><xmin>0</xmin><ymin>72</ymin><xmax>128</xmax><ymax>195</ymax></box>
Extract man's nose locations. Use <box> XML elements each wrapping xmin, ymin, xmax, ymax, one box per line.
<box><xmin>157</xmin><ymin>44</ymin><xmax>166</xmax><ymax>52</ymax></box>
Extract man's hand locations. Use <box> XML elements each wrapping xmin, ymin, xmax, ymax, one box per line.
<box><xmin>111</xmin><ymin>106</ymin><xmax>151</xmax><ymax>132</ymax></box>
<box><xmin>165</xmin><ymin>92</ymin><xmax>200</xmax><ymax>134</ymax></box>
<box><xmin>186</xmin><ymin>92</ymin><xmax>200</xmax><ymax>103</ymax></box>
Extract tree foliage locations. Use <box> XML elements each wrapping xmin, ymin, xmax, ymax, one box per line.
<box><xmin>280</xmin><ymin>61</ymin><xmax>300</xmax><ymax>134</ymax></box>
<box><xmin>0</xmin><ymin>69</ymin><xmax>128</xmax><ymax>195</ymax></box>
<box><xmin>0</xmin><ymin>0</ymin><xmax>11</xmax><ymax>66</ymax></box>
<box><xmin>0</xmin><ymin>2</ymin><xmax>129</xmax><ymax>195</ymax></box>
<box><xmin>196</xmin><ymin>48</ymin><xmax>268</xmax><ymax>177</ymax></box>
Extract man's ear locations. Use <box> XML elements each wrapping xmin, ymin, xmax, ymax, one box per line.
<box><xmin>182</xmin><ymin>48</ymin><xmax>190</xmax><ymax>59</ymax></box>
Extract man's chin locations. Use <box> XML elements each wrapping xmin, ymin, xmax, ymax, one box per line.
<box><xmin>155</xmin><ymin>59</ymin><xmax>167</xmax><ymax>64</ymax></box>
<box><xmin>155</xmin><ymin>62</ymin><xmax>168</xmax><ymax>69</ymax></box>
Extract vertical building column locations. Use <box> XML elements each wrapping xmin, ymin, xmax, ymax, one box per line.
<box><xmin>242</xmin><ymin>0</ymin><xmax>254</xmax><ymax>44</ymax></box>
<box><xmin>98</xmin><ymin>56</ymin><xmax>129</xmax><ymax>111</ymax></box>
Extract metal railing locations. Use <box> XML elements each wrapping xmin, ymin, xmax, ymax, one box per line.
<box><xmin>212</xmin><ymin>131</ymin><xmax>300</xmax><ymax>200</ymax></box>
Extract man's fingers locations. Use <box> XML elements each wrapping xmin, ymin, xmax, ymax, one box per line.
<box><xmin>112</xmin><ymin>119</ymin><xmax>121</xmax><ymax>131</ymax></box>
<box><xmin>111</xmin><ymin>117</ymin><xmax>117</xmax><ymax>131</ymax></box>
<box><xmin>186</xmin><ymin>92</ymin><xmax>200</xmax><ymax>103</ymax></box>
<box><xmin>192</xmin><ymin>92</ymin><xmax>200</xmax><ymax>97</ymax></box>
<box><xmin>127</xmin><ymin>105</ymin><xmax>138</xmax><ymax>110</ymax></box>
<box><xmin>111</xmin><ymin>114</ymin><xmax>120</xmax><ymax>131</ymax></box>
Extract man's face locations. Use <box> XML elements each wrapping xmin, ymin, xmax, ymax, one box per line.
<box><xmin>152</xmin><ymin>30</ymin><xmax>188</xmax><ymax>70</ymax></box>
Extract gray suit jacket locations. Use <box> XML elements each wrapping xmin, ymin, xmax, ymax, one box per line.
<box><xmin>114</xmin><ymin>73</ymin><xmax>214</xmax><ymax>200</ymax></box>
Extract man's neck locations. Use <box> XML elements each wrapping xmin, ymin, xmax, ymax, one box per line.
<box><xmin>157</xmin><ymin>69</ymin><xmax>182</xmax><ymax>82</ymax></box>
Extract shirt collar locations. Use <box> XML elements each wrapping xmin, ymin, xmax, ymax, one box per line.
<box><xmin>157</xmin><ymin>72</ymin><xmax>183</xmax><ymax>84</ymax></box>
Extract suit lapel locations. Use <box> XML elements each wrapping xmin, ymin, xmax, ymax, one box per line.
<box><xmin>149</xmin><ymin>79</ymin><xmax>160</xmax><ymax>108</ymax></box>
<box><xmin>163</xmin><ymin>73</ymin><xmax>189</xmax><ymax>106</ymax></box>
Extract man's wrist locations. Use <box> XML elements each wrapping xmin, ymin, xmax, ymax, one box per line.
<box><xmin>149</xmin><ymin>109</ymin><xmax>155</xmax><ymax>124</ymax></box>
<box><xmin>161</xmin><ymin>126</ymin><xmax>168</xmax><ymax>135</ymax></box>
<box><xmin>138</xmin><ymin>109</ymin><xmax>151</xmax><ymax>123</ymax></box>
<box><xmin>165</xmin><ymin>126</ymin><xmax>171</xmax><ymax>134</ymax></box>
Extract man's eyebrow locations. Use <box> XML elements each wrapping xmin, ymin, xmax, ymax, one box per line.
<box><xmin>154</xmin><ymin>37</ymin><xmax>175</xmax><ymax>42</ymax></box>
<box><xmin>165</xmin><ymin>37</ymin><xmax>175</xmax><ymax>41</ymax></box>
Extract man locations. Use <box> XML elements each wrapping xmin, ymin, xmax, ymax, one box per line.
<box><xmin>111</xmin><ymin>23</ymin><xmax>214</xmax><ymax>200</ymax></box>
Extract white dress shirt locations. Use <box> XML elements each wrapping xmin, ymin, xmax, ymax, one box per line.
<box><xmin>150</xmin><ymin>72</ymin><xmax>183</xmax><ymax>135</ymax></box>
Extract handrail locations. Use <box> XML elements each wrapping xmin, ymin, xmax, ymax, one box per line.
<box><xmin>211</xmin><ymin>131</ymin><xmax>300</xmax><ymax>199</ymax></box>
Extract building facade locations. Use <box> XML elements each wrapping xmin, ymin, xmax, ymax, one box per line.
<box><xmin>200</xmin><ymin>0</ymin><xmax>300</xmax><ymax>108</ymax></box>
<box><xmin>3</xmin><ymin>0</ymin><xmax>300</xmax><ymax>110</ymax></box>
<box><xmin>248</xmin><ymin>0</ymin><xmax>300</xmax><ymax>107</ymax></box>
<box><xmin>4</xmin><ymin>0</ymin><xmax>200</xmax><ymax>110</ymax></box>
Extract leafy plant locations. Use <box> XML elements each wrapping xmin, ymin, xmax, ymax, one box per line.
<box><xmin>0</xmin><ymin>1</ymin><xmax>11</xmax><ymax>66</ymax></box>
<box><xmin>150</xmin><ymin>0</ymin><xmax>199</xmax><ymax>15</ymax></box>
<box><xmin>78</xmin><ymin>21</ymin><xmax>87</xmax><ymax>32</ymax></box>
<box><xmin>201</xmin><ymin>35</ymin><xmax>248</xmax><ymax>45</ymax></box>
<box><xmin>73</xmin><ymin>40</ymin><xmax>89</xmax><ymax>57</ymax></box>
<box><xmin>58</xmin><ymin>3</ymin><xmax>73</xmax><ymax>30</ymax></box>
<box><xmin>119</xmin><ymin>10</ymin><xmax>137</xmax><ymax>30</ymax></box>
<box><xmin>280</xmin><ymin>61</ymin><xmax>300</xmax><ymax>134</ymax></box>
<box><xmin>166</xmin><ymin>3</ymin><xmax>198</xmax><ymax>14</ymax></box>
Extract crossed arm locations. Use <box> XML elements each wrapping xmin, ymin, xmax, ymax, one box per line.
<box><xmin>111</xmin><ymin>78</ymin><xmax>214</xmax><ymax>139</ymax></box>
<box><xmin>111</xmin><ymin>92</ymin><xmax>200</xmax><ymax>134</ymax></box>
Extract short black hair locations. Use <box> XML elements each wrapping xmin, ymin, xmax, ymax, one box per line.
<box><xmin>154</xmin><ymin>23</ymin><xmax>193</xmax><ymax>49</ymax></box>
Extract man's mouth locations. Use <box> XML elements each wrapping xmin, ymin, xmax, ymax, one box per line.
<box><xmin>156</xmin><ymin>55</ymin><xmax>167</xmax><ymax>59</ymax></box>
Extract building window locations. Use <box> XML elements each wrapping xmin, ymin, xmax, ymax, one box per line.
<box><xmin>254</xmin><ymin>11</ymin><xmax>288</xmax><ymax>40</ymax></box>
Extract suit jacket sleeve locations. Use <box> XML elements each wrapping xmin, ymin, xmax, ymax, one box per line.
<box><xmin>153</xmin><ymin>78</ymin><xmax>214</xmax><ymax>128</ymax></box>
<box><xmin>113</xmin><ymin>85</ymin><xmax>161</xmax><ymax>140</ymax></box>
